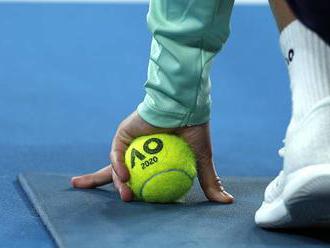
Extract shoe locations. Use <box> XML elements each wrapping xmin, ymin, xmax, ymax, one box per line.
<box><xmin>255</xmin><ymin>97</ymin><xmax>330</xmax><ymax>228</ymax></box>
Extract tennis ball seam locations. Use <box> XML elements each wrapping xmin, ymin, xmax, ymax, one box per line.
<box><xmin>139</xmin><ymin>168</ymin><xmax>195</xmax><ymax>200</ymax></box>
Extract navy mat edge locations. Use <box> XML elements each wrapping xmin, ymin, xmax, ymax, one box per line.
<box><xmin>18</xmin><ymin>173</ymin><xmax>61</xmax><ymax>248</ymax></box>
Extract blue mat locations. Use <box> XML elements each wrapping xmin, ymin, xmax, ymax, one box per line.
<box><xmin>18</xmin><ymin>173</ymin><xmax>330</xmax><ymax>248</ymax></box>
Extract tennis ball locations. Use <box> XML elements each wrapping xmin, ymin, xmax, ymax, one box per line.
<box><xmin>125</xmin><ymin>134</ymin><xmax>197</xmax><ymax>203</ymax></box>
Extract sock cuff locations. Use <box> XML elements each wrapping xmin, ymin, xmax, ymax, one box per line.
<box><xmin>279</xmin><ymin>19</ymin><xmax>330</xmax><ymax>124</ymax></box>
<box><xmin>280</xmin><ymin>20</ymin><xmax>329</xmax><ymax>56</ymax></box>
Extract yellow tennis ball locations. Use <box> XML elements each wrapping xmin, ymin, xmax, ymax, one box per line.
<box><xmin>125</xmin><ymin>134</ymin><xmax>197</xmax><ymax>203</ymax></box>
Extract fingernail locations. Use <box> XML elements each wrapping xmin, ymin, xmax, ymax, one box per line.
<box><xmin>221</xmin><ymin>191</ymin><xmax>234</xmax><ymax>202</ymax></box>
<box><xmin>71</xmin><ymin>177</ymin><xmax>78</xmax><ymax>187</ymax></box>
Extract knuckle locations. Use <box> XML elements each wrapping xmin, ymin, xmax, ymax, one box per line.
<box><xmin>109</xmin><ymin>151</ymin><xmax>115</xmax><ymax>163</ymax></box>
<box><xmin>117</xmin><ymin>120</ymin><xmax>126</xmax><ymax>132</ymax></box>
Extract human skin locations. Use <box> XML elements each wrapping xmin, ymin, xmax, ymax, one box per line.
<box><xmin>269</xmin><ymin>0</ymin><xmax>296</xmax><ymax>31</ymax></box>
<box><xmin>71</xmin><ymin>111</ymin><xmax>234</xmax><ymax>203</ymax></box>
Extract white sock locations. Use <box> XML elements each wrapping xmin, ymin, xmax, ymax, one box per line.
<box><xmin>280</xmin><ymin>20</ymin><xmax>330</xmax><ymax>130</ymax></box>
<box><xmin>279</xmin><ymin>20</ymin><xmax>330</xmax><ymax>174</ymax></box>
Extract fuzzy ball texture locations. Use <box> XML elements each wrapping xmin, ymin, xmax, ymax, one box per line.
<box><xmin>125</xmin><ymin>134</ymin><xmax>197</xmax><ymax>203</ymax></box>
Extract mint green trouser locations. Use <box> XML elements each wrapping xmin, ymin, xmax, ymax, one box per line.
<box><xmin>137</xmin><ymin>0</ymin><xmax>235</xmax><ymax>128</ymax></box>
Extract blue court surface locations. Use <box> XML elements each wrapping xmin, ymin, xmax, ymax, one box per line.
<box><xmin>1</xmin><ymin>2</ymin><xmax>328</xmax><ymax>248</ymax></box>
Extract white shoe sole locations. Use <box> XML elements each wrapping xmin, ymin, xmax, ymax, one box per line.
<box><xmin>255</xmin><ymin>164</ymin><xmax>330</xmax><ymax>228</ymax></box>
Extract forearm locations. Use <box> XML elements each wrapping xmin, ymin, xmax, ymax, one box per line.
<box><xmin>138</xmin><ymin>0</ymin><xmax>234</xmax><ymax>128</ymax></box>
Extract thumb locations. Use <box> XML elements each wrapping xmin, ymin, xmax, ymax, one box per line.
<box><xmin>198</xmin><ymin>160</ymin><xmax>234</xmax><ymax>203</ymax></box>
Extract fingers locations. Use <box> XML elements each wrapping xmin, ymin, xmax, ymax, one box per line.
<box><xmin>71</xmin><ymin>165</ymin><xmax>113</xmax><ymax>189</ymax></box>
<box><xmin>110</xmin><ymin>112</ymin><xmax>145</xmax><ymax>182</ymax></box>
<box><xmin>112</xmin><ymin>168</ymin><xmax>133</xmax><ymax>202</ymax></box>
<box><xmin>176</xmin><ymin>123</ymin><xmax>234</xmax><ymax>203</ymax></box>
<box><xmin>71</xmin><ymin>165</ymin><xmax>133</xmax><ymax>201</ymax></box>
<box><xmin>110</xmin><ymin>111</ymin><xmax>173</xmax><ymax>182</ymax></box>
<box><xmin>197</xmin><ymin>162</ymin><xmax>234</xmax><ymax>204</ymax></box>
<box><xmin>110</xmin><ymin>136</ymin><xmax>130</xmax><ymax>182</ymax></box>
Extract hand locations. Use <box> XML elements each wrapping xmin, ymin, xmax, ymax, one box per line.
<box><xmin>71</xmin><ymin>111</ymin><xmax>234</xmax><ymax>203</ymax></box>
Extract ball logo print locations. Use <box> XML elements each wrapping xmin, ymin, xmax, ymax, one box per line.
<box><xmin>125</xmin><ymin>134</ymin><xmax>197</xmax><ymax>203</ymax></box>
<box><xmin>130</xmin><ymin>137</ymin><xmax>163</xmax><ymax>170</ymax></box>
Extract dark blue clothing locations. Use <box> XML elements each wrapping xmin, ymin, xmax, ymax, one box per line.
<box><xmin>287</xmin><ymin>0</ymin><xmax>330</xmax><ymax>45</ymax></box>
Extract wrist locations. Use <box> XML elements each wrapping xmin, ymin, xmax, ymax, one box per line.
<box><xmin>137</xmin><ymin>95</ymin><xmax>210</xmax><ymax>128</ymax></box>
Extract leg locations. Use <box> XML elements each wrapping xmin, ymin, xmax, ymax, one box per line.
<box><xmin>255</xmin><ymin>0</ymin><xmax>330</xmax><ymax>228</ymax></box>
<box><xmin>269</xmin><ymin>0</ymin><xmax>296</xmax><ymax>31</ymax></box>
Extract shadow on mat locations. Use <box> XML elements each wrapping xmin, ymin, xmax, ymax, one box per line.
<box><xmin>272</xmin><ymin>228</ymin><xmax>330</xmax><ymax>243</ymax></box>
<box><xmin>65</xmin><ymin>187</ymin><xmax>213</xmax><ymax>206</ymax></box>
